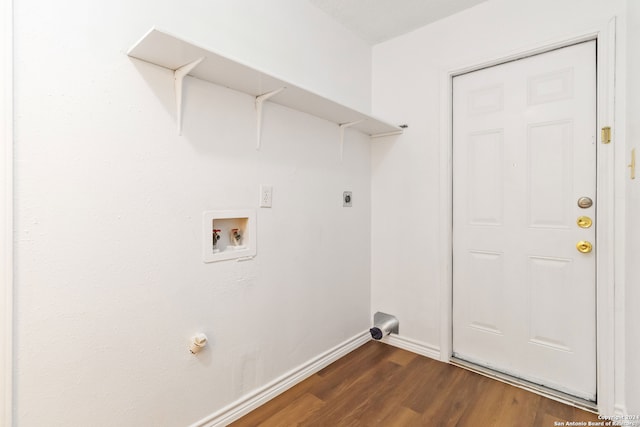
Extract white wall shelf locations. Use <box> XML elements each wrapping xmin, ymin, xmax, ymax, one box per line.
<box><xmin>127</xmin><ymin>28</ymin><xmax>403</xmax><ymax>146</ymax></box>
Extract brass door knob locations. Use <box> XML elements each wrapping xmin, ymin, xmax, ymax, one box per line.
<box><xmin>576</xmin><ymin>241</ymin><xmax>593</xmax><ymax>253</ymax></box>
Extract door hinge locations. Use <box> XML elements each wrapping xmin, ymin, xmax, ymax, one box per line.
<box><xmin>601</xmin><ymin>126</ymin><xmax>612</xmax><ymax>144</ymax></box>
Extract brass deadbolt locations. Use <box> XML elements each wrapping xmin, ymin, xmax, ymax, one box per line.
<box><xmin>577</xmin><ymin>216</ymin><xmax>593</xmax><ymax>229</ymax></box>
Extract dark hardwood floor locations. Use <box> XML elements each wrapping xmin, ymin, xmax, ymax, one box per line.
<box><xmin>230</xmin><ymin>341</ymin><xmax>601</xmax><ymax>427</ymax></box>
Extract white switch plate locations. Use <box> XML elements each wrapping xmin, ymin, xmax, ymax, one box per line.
<box><xmin>260</xmin><ymin>185</ymin><xmax>273</xmax><ymax>208</ymax></box>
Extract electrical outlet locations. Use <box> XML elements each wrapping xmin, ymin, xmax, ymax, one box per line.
<box><xmin>343</xmin><ymin>191</ymin><xmax>352</xmax><ymax>207</ymax></box>
<box><xmin>260</xmin><ymin>185</ymin><xmax>273</xmax><ymax>208</ymax></box>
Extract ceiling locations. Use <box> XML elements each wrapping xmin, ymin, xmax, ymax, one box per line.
<box><xmin>308</xmin><ymin>0</ymin><xmax>488</xmax><ymax>45</ymax></box>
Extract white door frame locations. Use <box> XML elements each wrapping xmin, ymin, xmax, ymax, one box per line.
<box><xmin>1</xmin><ymin>0</ymin><xmax>13</xmax><ymax>424</ymax></box>
<box><xmin>438</xmin><ymin>18</ymin><xmax>620</xmax><ymax>415</ymax></box>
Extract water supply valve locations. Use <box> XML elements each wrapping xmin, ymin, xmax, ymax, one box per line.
<box><xmin>212</xmin><ymin>229</ymin><xmax>221</xmax><ymax>251</ymax></box>
<box><xmin>231</xmin><ymin>228</ymin><xmax>242</xmax><ymax>246</ymax></box>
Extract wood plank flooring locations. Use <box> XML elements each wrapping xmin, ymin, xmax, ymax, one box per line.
<box><xmin>230</xmin><ymin>341</ymin><xmax>601</xmax><ymax>427</ymax></box>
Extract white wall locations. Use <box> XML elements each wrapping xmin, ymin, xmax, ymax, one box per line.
<box><xmin>1</xmin><ymin>0</ymin><xmax>13</xmax><ymax>425</ymax></box>
<box><xmin>371</xmin><ymin>0</ymin><xmax>627</xmax><ymax>407</ymax></box>
<box><xmin>626</xmin><ymin>0</ymin><xmax>640</xmax><ymax>415</ymax></box>
<box><xmin>13</xmin><ymin>1</ymin><xmax>373</xmax><ymax>426</ymax></box>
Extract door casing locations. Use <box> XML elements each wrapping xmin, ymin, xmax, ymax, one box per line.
<box><xmin>438</xmin><ymin>18</ymin><xmax>619</xmax><ymax>415</ymax></box>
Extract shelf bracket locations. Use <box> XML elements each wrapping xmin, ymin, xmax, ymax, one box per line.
<box><xmin>339</xmin><ymin>120</ymin><xmax>365</xmax><ymax>161</ymax></box>
<box><xmin>174</xmin><ymin>57</ymin><xmax>204</xmax><ymax>135</ymax></box>
<box><xmin>256</xmin><ymin>87</ymin><xmax>286</xmax><ymax>150</ymax></box>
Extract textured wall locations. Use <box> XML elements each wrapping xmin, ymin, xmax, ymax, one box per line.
<box><xmin>13</xmin><ymin>1</ymin><xmax>373</xmax><ymax>425</ymax></box>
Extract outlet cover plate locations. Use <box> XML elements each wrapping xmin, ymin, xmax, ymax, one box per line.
<box><xmin>343</xmin><ymin>191</ymin><xmax>352</xmax><ymax>207</ymax></box>
<box><xmin>260</xmin><ymin>185</ymin><xmax>273</xmax><ymax>208</ymax></box>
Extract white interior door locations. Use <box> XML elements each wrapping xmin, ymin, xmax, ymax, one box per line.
<box><xmin>452</xmin><ymin>41</ymin><xmax>597</xmax><ymax>401</ymax></box>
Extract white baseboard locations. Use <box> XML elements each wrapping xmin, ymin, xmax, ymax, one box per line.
<box><xmin>189</xmin><ymin>331</ymin><xmax>371</xmax><ymax>427</ymax></box>
<box><xmin>614</xmin><ymin>403</ymin><xmax>627</xmax><ymax>416</ymax></box>
<box><xmin>380</xmin><ymin>334</ymin><xmax>441</xmax><ymax>361</ymax></box>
